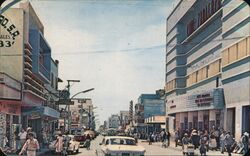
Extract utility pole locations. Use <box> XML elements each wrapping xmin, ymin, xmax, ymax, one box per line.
<box><xmin>88</xmin><ymin>105</ymin><xmax>91</xmax><ymax>130</ymax></box>
<box><xmin>66</xmin><ymin>80</ymin><xmax>80</xmax><ymax>133</ymax></box>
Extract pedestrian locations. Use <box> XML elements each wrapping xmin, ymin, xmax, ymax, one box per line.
<box><xmin>199</xmin><ymin>132</ymin><xmax>207</xmax><ymax>156</ymax></box>
<box><xmin>191</xmin><ymin>130</ymin><xmax>200</xmax><ymax>150</ymax></box>
<box><xmin>19</xmin><ymin>132</ymin><xmax>39</xmax><ymax>156</ymax></box>
<box><xmin>85</xmin><ymin>134</ymin><xmax>91</xmax><ymax>150</ymax></box>
<box><xmin>224</xmin><ymin>132</ymin><xmax>234</xmax><ymax>156</ymax></box>
<box><xmin>166</xmin><ymin>131</ymin><xmax>171</xmax><ymax>147</ymax></box>
<box><xmin>174</xmin><ymin>131</ymin><xmax>179</xmax><ymax>147</ymax></box>
<box><xmin>203</xmin><ymin>130</ymin><xmax>209</xmax><ymax>152</ymax></box>
<box><xmin>14</xmin><ymin>130</ymin><xmax>20</xmax><ymax>151</ymax></box>
<box><xmin>55</xmin><ymin>133</ymin><xmax>64</xmax><ymax>153</ymax></box>
<box><xmin>182</xmin><ymin>133</ymin><xmax>191</xmax><ymax>148</ymax></box>
<box><xmin>220</xmin><ymin>130</ymin><xmax>226</xmax><ymax>154</ymax></box>
<box><xmin>242</xmin><ymin>132</ymin><xmax>249</xmax><ymax>155</ymax></box>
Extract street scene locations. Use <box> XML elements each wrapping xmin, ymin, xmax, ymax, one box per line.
<box><xmin>0</xmin><ymin>0</ymin><xmax>250</xmax><ymax>156</ymax></box>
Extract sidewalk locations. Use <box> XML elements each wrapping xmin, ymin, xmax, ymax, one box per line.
<box><xmin>7</xmin><ymin>148</ymin><xmax>51</xmax><ymax>156</ymax></box>
<box><xmin>138</xmin><ymin>139</ymin><xmax>243</xmax><ymax>156</ymax></box>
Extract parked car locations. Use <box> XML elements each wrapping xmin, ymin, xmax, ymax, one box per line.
<box><xmin>74</xmin><ymin>134</ymin><xmax>86</xmax><ymax>148</ymax></box>
<box><xmin>67</xmin><ymin>135</ymin><xmax>80</xmax><ymax>154</ymax></box>
<box><xmin>100</xmin><ymin>136</ymin><xmax>146</xmax><ymax>156</ymax></box>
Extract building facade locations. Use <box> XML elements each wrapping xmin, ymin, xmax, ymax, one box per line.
<box><xmin>119</xmin><ymin>111</ymin><xmax>129</xmax><ymax>129</ymax></box>
<box><xmin>134</xmin><ymin>94</ymin><xmax>165</xmax><ymax>133</ymax></box>
<box><xmin>0</xmin><ymin>2</ymin><xmax>60</xmax><ymax>147</ymax></box>
<box><xmin>108</xmin><ymin>114</ymin><xmax>120</xmax><ymax>129</ymax></box>
<box><xmin>221</xmin><ymin>0</ymin><xmax>250</xmax><ymax>140</ymax></box>
<box><xmin>165</xmin><ymin>0</ymin><xmax>249</xmax><ymax>139</ymax></box>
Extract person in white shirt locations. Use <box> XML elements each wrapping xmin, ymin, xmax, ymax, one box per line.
<box><xmin>19</xmin><ymin>132</ymin><xmax>39</xmax><ymax>156</ymax></box>
<box><xmin>18</xmin><ymin>129</ymin><xmax>27</xmax><ymax>148</ymax></box>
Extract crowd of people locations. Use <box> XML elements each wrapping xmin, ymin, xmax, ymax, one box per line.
<box><xmin>129</xmin><ymin>126</ymin><xmax>249</xmax><ymax>156</ymax></box>
<box><xmin>174</xmin><ymin>127</ymin><xmax>249</xmax><ymax>156</ymax></box>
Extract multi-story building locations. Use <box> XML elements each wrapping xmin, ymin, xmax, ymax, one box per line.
<box><xmin>134</xmin><ymin>94</ymin><xmax>165</xmax><ymax>133</ymax></box>
<box><xmin>0</xmin><ymin>2</ymin><xmax>60</xmax><ymax>147</ymax></box>
<box><xmin>70</xmin><ymin>99</ymin><xmax>94</xmax><ymax>130</ymax></box>
<box><xmin>165</xmin><ymin>0</ymin><xmax>249</xmax><ymax>139</ymax></box>
<box><xmin>221</xmin><ymin>0</ymin><xmax>250</xmax><ymax>139</ymax></box>
<box><xmin>108</xmin><ymin>114</ymin><xmax>120</xmax><ymax>129</ymax></box>
<box><xmin>119</xmin><ymin>110</ymin><xmax>129</xmax><ymax>129</ymax></box>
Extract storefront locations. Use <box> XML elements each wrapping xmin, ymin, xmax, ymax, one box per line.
<box><xmin>21</xmin><ymin>106</ymin><xmax>60</xmax><ymax>141</ymax></box>
<box><xmin>0</xmin><ymin>101</ymin><xmax>21</xmax><ymax>148</ymax></box>
<box><xmin>167</xmin><ymin>88</ymin><xmax>225</xmax><ymax>132</ymax></box>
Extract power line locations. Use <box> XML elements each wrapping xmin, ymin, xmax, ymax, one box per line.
<box><xmin>0</xmin><ymin>36</ymin><xmax>247</xmax><ymax>57</ymax></box>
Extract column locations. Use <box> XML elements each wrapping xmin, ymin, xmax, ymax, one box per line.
<box><xmin>198</xmin><ymin>111</ymin><xmax>204</xmax><ymax>130</ymax></box>
<box><xmin>235</xmin><ymin>106</ymin><xmax>242</xmax><ymax>140</ymax></box>
<box><xmin>188</xmin><ymin>112</ymin><xmax>193</xmax><ymax>130</ymax></box>
<box><xmin>209</xmin><ymin>110</ymin><xmax>216</xmax><ymax>131</ymax></box>
<box><xmin>180</xmin><ymin>113</ymin><xmax>185</xmax><ymax>131</ymax></box>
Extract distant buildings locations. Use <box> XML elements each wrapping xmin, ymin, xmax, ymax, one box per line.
<box><xmin>134</xmin><ymin>93</ymin><xmax>165</xmax><ymax>133</ymax></box>
<box><xmin>165</xmin><ymin>0</ymin><xmax>249</xmax><ymax>139</ymax></box>
<box><xmin>108</xmin><ymin>114</ymin><xmax>120</xmax><ymax>129</ymax></box>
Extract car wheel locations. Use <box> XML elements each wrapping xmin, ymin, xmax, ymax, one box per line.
<box><xmin>76</xmin><ymin>148</ymin><xmax>79</xmax><ymax>153</ymax></box>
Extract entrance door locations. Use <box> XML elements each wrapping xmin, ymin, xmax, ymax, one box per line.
<box><xmin>227</xmin><ymin>108</ymin><xmax>235</xmax><ymax>136</ymax></box>
<box><xmin>242</xmin><ymin>106</ymin><xmax>250</xmax><ymax>133</ymax></box>
<box><xmin>203</xmin><ymin>114</ymin><xmax>209</xmax><ymax>130</ymax></box>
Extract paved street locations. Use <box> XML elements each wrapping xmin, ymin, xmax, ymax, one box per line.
<box><xmin>68</xmin><ymin>136</ymin><xmax>243</xmax><ymax>156</ymax></box>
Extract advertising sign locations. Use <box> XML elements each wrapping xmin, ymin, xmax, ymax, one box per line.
<box><xmin>0</xmin><ymin>9</ymin><xmax>24</xmax><ymax>81</ymax></box>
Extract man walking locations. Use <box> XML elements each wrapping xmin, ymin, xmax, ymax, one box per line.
<box><xmin>242</xmin><ymin>132</ymin><xmax>249</xmax><ymax>155</ymax></box>
<box><xmin>224</xmin><ymin>132</ymin><xmax>234</xmax><ymax>156</ymax></box>
<box><xmin>19</xmin><ymin>133</ymin><xmax>40</xmax><ymax>156</ymax></box>
<box><xmin>220</xmin><ymin>130</ymin><xmax>226</xmax><ymax>154</ymax></box>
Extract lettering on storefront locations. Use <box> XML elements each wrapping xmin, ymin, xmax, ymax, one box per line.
<box><xmin>0</xmin><ymin>15</ymin><xmax>20</xmax><ymax>47</ymax></box>
<box><xmin>195</xmin><ymin>93</ymin><xmax>213</xmax><ymax>107</ymax></box>
<box><xmin>0</xmin><ymin>102</ymin><xmax>21</xmax><ymax>115</ymax></box>
<box><xmin>29</xmin><ymin>112</ymin><xmax>40</xmax><ymax>119</ymax></box>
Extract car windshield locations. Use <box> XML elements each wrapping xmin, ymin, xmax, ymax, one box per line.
<box><xmin>110</xmin><ymin>138</ymin><xmax>136</xmax><ymax>145</ymax></box>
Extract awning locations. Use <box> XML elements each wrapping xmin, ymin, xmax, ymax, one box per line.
<box><xmin>22</xmin><ymin>106</ymin><xmax>60</xmax><ymax>119</ymax></box>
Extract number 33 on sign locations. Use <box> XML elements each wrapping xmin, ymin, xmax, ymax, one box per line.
<box><xmin>0</xmin><ymin>40</ymin><xmax>12</xmax><ymax>47</ymax></box>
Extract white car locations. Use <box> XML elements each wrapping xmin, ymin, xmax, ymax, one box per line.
<box><xmin>100</xmin><ymin>136</ymin><xmax>145</xmax><ymax>156</ymax></box>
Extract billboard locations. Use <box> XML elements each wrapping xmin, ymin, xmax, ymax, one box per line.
<box><xmin>0</xmin><ymin>8</ymin><xmax>24</xmax><ymax>81</ymax></box>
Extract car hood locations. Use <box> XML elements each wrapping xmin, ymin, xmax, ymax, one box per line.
<box><xmin>105</xmin><ymin>145</ymin><xmax>145</xmax><ymax>153</ymax></box>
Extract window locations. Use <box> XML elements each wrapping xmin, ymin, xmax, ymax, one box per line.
<box><xmin>238</xmin><ymin>39</ymin><xmax>247</xmax><ymax>59</ymax></box>
<box><xmin>229</xmin><ymin>44</ymin><xmax>237</xmax><ymax>63</ymax></box>
<box><xmin>247</xmin><ymin>37</ymin><xmax>250</xmax><ymax>55</ymax></box>
<box><xmin>51</xmin><ymin>73</ymin><xmax>54</xmax><ymax>88</ymax></box>
<box><xmin>206</xmin><ymin>66</ymin><xmax>209</xmax><ymax>78</ymax></box>
<box><xmin>222</xmin><ymin>49</ymin><xmax>229</xmax><ymax>66</ymax></box>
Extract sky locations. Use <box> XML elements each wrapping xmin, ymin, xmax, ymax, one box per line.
<box><xmin>24</xmin><ymin>0</ymin><xmax>178</xmax><ymax>125</ymax></box>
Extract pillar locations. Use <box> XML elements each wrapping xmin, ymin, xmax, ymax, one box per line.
<box><xmin>235</xmin><ymin>106</ymin><xmax>242</xmax><ymax>140</ymax></box>
<box><xmin>198</xmin><ymin>111</ymin><xmax>204</xmax><ymax>130</ymax></box>
<box><xmin>209</xmin><ymin>110</ymin><xmax>216</xmax><ymax>131</ymax></box>
<box><xmin>188</xmin><ymin>112</ymin><xmax>193</xmax><ymax>130</ymax></box>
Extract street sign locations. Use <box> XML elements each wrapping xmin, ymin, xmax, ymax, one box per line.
<box><xmin>59</xmin><ymin>90</ymin><xmax>70</xmax><ymax>99</ymax></box>
<box><xmin>57</xmin><ymin>99</ymin><xmax>74</xmax><ymax>105</ymax></box>
<box><xmin>60</xmin><ymin>111</ymin><xmax>69</xmax><ymax>118</ymax></box>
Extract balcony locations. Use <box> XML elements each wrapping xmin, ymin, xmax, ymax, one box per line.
<box><xmin>24</xmin><ymin>55</ymin><xmax>32</xmax><ymax>64</ymax></box>
<box><xmin>39</xmin><ymin>63</ymin><xmax>50</xmax><ymax>81</ymax></box>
